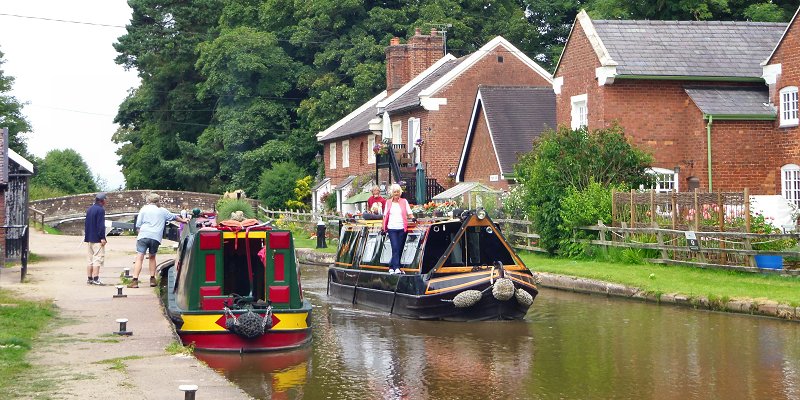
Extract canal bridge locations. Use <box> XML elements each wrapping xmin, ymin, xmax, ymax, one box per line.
<box><xmin>29</xmin><ymin>190</ymin><xmax>249</xmax><ymax>232</ymax></box>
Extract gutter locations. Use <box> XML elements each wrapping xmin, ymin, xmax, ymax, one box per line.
<box><xmin>706</xmin><ymin>115</ymin><xmax>713</xmax><ymax>192</ymax></box>
<box><xmin>703</xmin><ymin>114</ymin><xmax>776</xmax><ymax>121</ymax></box>
<box><xmin>615</xmin><ymin>74</ymin><xmax>764</xmax><ymax>83</ymax></box>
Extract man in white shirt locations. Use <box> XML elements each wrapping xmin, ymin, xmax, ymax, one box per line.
<box><xmin>128</xmin><ymin>192</ymin><xmax>189</xmax><ymax>288</ymax></box>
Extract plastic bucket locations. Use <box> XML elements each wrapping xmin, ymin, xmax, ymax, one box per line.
<box><xmin>754</xmin><ymin>255</ymin><xmax>783</xmax><ymax>270</ymax></box>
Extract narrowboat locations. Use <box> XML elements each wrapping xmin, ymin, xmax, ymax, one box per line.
<box><xmin>327</xmin><ymin>209</ymin><xmax>538</xmax><ymax>321</ymax></box>
<box><xmin>161</xmin><ymin>212</ymin><xmax>312</xmax><ymax>352</ymax></box>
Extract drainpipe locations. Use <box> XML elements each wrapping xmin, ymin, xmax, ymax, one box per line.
<box><xmin>706</xmin><ymin>115</ymin><xmax>713</xmax><ymax>192</ymax></box>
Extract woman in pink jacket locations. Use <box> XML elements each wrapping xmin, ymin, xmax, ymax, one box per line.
<box><xmin>382</xmin><ymin>183</ymin><xmax>413</xmax><ymax>274</ymax></box>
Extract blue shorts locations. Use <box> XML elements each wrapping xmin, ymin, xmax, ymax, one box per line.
<box><xmin>136</xmin><ymin>238</ymin><xmax>161</xmax><ymax>255</ymax></box>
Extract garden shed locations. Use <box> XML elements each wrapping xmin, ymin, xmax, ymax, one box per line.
<box><xmin>432</xmin><ymin>182</ymin><xmax>501</xmax><ymax>209</ymax></box>
<box><xmin>0</xmin><ymin>128</ymin><xmax>34</xmax><ymax>279</ymax></box>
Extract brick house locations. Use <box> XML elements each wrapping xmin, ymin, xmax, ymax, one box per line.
<box><xmin>763</xmin><ymin>6</ymin><xmax>800</xmax><ymax>205</ymax></box>
<box><xmin>457</xmin><ymin>86</ymin><xmax>556</xmax><ymax>190</ymax></box>
<box><xmin>316</xmin><ymin>29</ymin><xmax>552</xmax><ymax>212</ymax></box>
<box><xmin>553</xmin><ymin>10</ymin><xmax>789</xmax><ymax>197</ymax></box>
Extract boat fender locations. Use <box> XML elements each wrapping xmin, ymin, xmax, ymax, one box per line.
<box><xmin>515</xmin><ymin>288</ymin><xmax>533</xmax><ymax>307</ymax></box>
<box><xmin>223</xmin><ymin>306</ymin><xmax>273</xmax><ymax>338</ymax></box>
<box><xmin>453</xmin><ymin>290</ymin><xmax>482</xmax><ymax>308</ymax></box>
<box><xmin>492</xmin><ymin>278</ymin><xmax>515</xmax><ymax>301</ymax></box>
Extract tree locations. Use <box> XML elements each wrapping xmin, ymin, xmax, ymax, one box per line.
<box><xmin>0</xmin><ymin>48</ymin><xmax>31</xmax><ymax>156</ymax></box>
<box><xmin>257</xmin><ymin>161</ymin><xmax>307</xmax><ymax>209</ymax></box>
<box><xmin>515</xmin><ymin>125</ymin><xmax>653</xmax><ymax>253</ymax></box>
<box><xmin>585</xmin><ymin>0</ymin><xmax>800</xmax><ymax>20</ymax></box>
<box><xmin>31</xmin><ymin>149</ymin><xmax>98</xmax><ymax>195</ymax></box>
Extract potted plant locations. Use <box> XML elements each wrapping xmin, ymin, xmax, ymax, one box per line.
<box><xmin>751</xmin><ymin>212</ymin><xmax>795</xmax><ymax>269</ymax></box>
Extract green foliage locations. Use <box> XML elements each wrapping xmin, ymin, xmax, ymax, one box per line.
<box><xmin>516</xmin><ymin>125</ymin><xmax>653</xmax><ymax>254</ymax></box>
<box><xmin>30</xmin><ymin>149</ymin><xmax>98</xmax><ymax>195</ymax></box>
<box><xmin>558</xmin><ymin>180</ymin><xmax>618</xmax><ymax>257</ymax></box>
<box><xmin>216</xmin><ymin>198</ymin><xmax>256</xmax><ymax>221</ymax></box>
<box><xmin>0</xmin><ymin>49</ymin><xmax>31</xmax><ymax>156</ymax></box>
<box><xmin>749</xmin><ymin>212</ymin><xmax>797</xmax><ymax>251</ymax></box>
<box><xmin>258</xmin><ymin>161</ymin><xmax>306</xmax><ymax>210</ymax></box>
<box><xmin>743</xmin><ymin>2</ymin><xmax>787</xmax><ymax>21</ymax></box>
<box><xmin>286</xmin><ymin>176</ymin><xmax>312</xmax><ymax>211</ymax></box>
<box><xmin>322</xmin><ymin>191</ymin><xmax>337</xmax><ymax>212</ymax></box>
<box><xmin>28</xmin><ymin>183</ymin><xmax>69</xmax><ymax>201</ymax></box>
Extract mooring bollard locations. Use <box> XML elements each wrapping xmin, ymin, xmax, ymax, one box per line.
<box><xmin>316</xmin><ymin>219</ymin><xmax>327</xmax><ymax>248</ymax></box>
<box><xmin>113</xmin><ymin>285</ymin><xmax>127</xmax><ymax>298</ymax></box>
<box><xmin>179</xmin><ymin>384</ymin><xmax>198</xmax><ymax>400</ymax></box>
<box><xmin>114</xmin><ymin>318</ymin><xmax>133</xmax><ymax>336</ymax></box>
<box><xmin>123</xmin><ymin>267</ymin><xmax>132</xmax><ymax>278</ymax></box>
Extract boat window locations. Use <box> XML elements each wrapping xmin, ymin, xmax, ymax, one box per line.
<box><xmin>360</xmin><ymin>232</ymin><xmax>380</xmax><ymax>264</ymax></box>
<box><xmin>336</xmin><ymin>229</ymin><xmax>360</xmax><ymax>264</ymax></box>
<box><xmin>467</xmin><ymin>226</ymin><xmax>515</xmax><ymax>266</ymax></box>
<box><xmin>400</xmin><ymin>233</ymin><xmax>421</xmax><ymax>266</ymax></box>
<box><xmin>379</xmin><ymin>235</ymin><xmax>393</xmax><ymax>264</ymax></box>
<box><xmin>421</xmin><ymin>222</ymin><xmax>463</xmax><ymax>272</ymax></box>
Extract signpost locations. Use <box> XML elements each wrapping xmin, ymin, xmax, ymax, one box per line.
<box><xmin>685</xmin><ymin>231</ymin><xmax>700</xmax><ymax>251</ymax></box>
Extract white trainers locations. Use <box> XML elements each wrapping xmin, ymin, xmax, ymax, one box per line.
<box><xmin>388</xmin><ymin>269</ymin><xmax>397</xmax><ymax>274</ymax></box>
<box><xmin>91</xmin><ymin>279</ymin><xmax>104</xmax><ymax>285</ymax></box>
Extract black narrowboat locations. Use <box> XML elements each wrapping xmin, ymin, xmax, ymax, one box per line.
<box><xmin>327</xmin><ymin>210</ymin><xmax>538</xmax><ymax>321</ymax></box>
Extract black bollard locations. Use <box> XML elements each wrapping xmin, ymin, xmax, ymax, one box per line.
<box><xmin>179</xmin><ymin>384</ymin><xmax>198</xmax><ymax>400</ymax></box>
<box><xmin>114</xmin><ymin>318</ymin><xmax>133</xmax><ymax>336</ymax></box>
<box><xmin>113</xmin><ymin>285</ymin><xmax>127</xmax><ymax>298</ymax></box>
<box><xmin>316</xmin><ymin>220</ymin><xmax>327</xmax><ymax>248</ymax></box>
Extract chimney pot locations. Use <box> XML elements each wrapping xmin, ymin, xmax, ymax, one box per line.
<box><xmin>431</xmin><ymin>28</ymin><xmax>437</xmax><ymax>36</ymax></box>
<box><xmin>414</xmin><ymin>27</ymin><xmax>421</xmax><ymax>36</ymax></box>
<box><xmin>390</xmin><ymin>37</ymin><xmax>400</xmax><ymax>46</ymax></box>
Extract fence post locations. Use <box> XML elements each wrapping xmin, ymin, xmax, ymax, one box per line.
<box><xmin>630</xmin><ymin>189</ymin><xmax>635</xmax><ymax>227</ymax></box>
<box><xmin>611</xmin><ymin>188</ymin><xmax>617</xmax><ymax>226</ymax></box>
<box><xmin>693</xmin><ymin>188</ymin><xmax>699</xmax><ymax>232</ymax></box>
<box><xmin>744</xmin><ymin>188</ymin><xmax>754</xmax><ymax>267</ymax></box>
<box><xmin>650</xmin><ymin>189</ymin><xmax>655</xmax><ymax>224</ymax></box>
<box><xmin>598</xmin><ymin>220</ymin><xmax>608</xmax><ymax>257</ymax></box>
<box><xmin>671</xmin><ymin>189</ymin><xmax>677</xmax><ymax>230</ymax></box>
<box><xmin>718</xmin><ymin>192</ymin><xmax>727</xmax><ymax>265</ymax></box>
<box><xmin>655</xmin><ymin>222</ymin><xmax>667</xmax><ymax>261</ymax></box>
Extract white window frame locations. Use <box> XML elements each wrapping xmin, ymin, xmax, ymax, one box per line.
<box><xmin>782</xmin><ymin>164</ymin><xmax>800</xmax><ymax>207</ymax></box>
<box><xmin>570</xmin><ymin>94</ymin><xmax>588</xmax><ymax>130</ymax></box>
<box><xmin>368</xmin><ymin>135</ymin><xmax>376</xmax><ymax>164</ymax></box>
<box><xmin>646</xmin><ymin>167</ymin><xmax>679</xmax><ymax>193</ymax></box>
<box><xmin>408</xmin><ymin>117</ymin><xmax>420</xmax><ymax>163</ymax></box>
<box><xmin>780</xmin><ymin>86</ymin><xmax>799</xmax><ymax>127</ymax></box>
<box><xmin>342</xmin><ymin>140</ymin><xmax>350</xmax><ymax>168</ymax></box>
<box><xmin>329</xmin><ymin>142</ymin><xmax>337</xmax><ymax>170</ymax></box>
<box><xmin>392</xmin><ymin>121</ymin><xmax>402</xmax><ymax>144</ymax></box>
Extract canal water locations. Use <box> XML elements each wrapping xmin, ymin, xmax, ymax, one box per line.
<box><xmin>194</xmin><ymin>264</ymin><xmax>800</xmax><ymax>400</ymax></box>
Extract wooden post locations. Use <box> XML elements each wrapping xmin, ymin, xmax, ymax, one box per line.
<box><xmin>611</xmin><ymin>188</ymin><xmax>617</xmax><ymax>226</ymax></box>
<box><xmin>671</xmin><ymin>189</ymin><xmax>677</xmax><ymax>230</ymax></box>
<box><xmin>718</xmin><ymin>192</ymin><xmax>727</xmax><ymax>265</ymax></box>
<box><xmin>655</xmin><ymin>222</ymin><xmax>667</xmax><ymax>261</ymax></box>
<box><xmin>598</xmin><ymin>220</ymin><xmax>608</xmax><ymax>257</ymax></box>
<box><xmin>693</xmin><ymin>188</ymin><xmax>699</xmax><ymax>232</ymax></box>
<box><xmin>744</xmin><ymin>188</ymin><xmax>751</xmax><ymax>233</ymax></box>
<box><xmin>650</xmin><ymin>189</ymin><xmax>655</xmax><ymax>224</ymax></box>
<box><xmin>630</xmin><ymin>189</ymin><xmax>635</xmax><ymax>227</ymax></box>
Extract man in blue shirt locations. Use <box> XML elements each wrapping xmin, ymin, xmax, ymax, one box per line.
<box><xmin>128</xmin><ymin>192</ymin><xmax>189</xmax><ymax>288</ymax></box>
<box><xmin>84</xmin><ymin>192</ymin><xmax>107</xmax><ymax>285</ymax></box>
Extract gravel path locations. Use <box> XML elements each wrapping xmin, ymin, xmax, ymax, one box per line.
<box><xmin>0</xmin><ymin>230</ymin><xmax>252</xmax><ymax>399</ymax></box>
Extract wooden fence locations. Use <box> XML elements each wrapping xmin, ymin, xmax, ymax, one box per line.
<box><xmin>613</xmin><ymin>188</ymin><xmax>752</xmax><ymax>231</ymax></box>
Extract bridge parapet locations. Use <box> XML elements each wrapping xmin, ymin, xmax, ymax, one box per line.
<box><xmin>30</xmin><ymin>190</ymin><xmax>245</xmax><ymax>224</ymax></box>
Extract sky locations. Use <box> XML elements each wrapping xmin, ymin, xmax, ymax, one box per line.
<box><xmin>0</xmin><ymin>1</ymin><xmax>140</xmax><ymax>190</ymax></box>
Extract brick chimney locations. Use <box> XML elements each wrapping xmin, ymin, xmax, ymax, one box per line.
<box><xmin>385</xmin><ymin>28</ymin><xmax>445</xmax><ymax>96</ymax></box>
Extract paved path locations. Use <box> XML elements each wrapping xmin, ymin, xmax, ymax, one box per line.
<box><xmin>0</xmin><ymin>230</ymin><xmax>252</xmax><ymax>399</ymax></box>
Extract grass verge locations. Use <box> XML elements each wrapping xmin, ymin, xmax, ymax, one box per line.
<box><xmin>520</xmin><ymin>252</ymin><xmax>800</xmax><ymax>306</ymax></box>
<box><xmin>0</xmin><ymin>289</ymin><xmax>56</xmax><ymax>393</ymax></box>
<box><xmin>293</xmin><ymin>237</ymin><xmax>338</xmax><ymax>253</ymax></box>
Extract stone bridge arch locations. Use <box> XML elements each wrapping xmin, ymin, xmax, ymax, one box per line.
<box><xmin>29</xmin><ymin>190</ymin><xmax>256</xmax><ymax>231</ymax></box>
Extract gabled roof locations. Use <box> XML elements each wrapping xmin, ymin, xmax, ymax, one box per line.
<box><xmin>383</xmin><ymin>57</ymin><xmax>465</xmax><ymax>113</ymax></box>
<box><xmin>432</xmin><ymin>182</ymin><xmax>500</xmax><ymax>201</ymax></box>
<box><xmin>317</xmin><ymin>91</ymin><xmax>386</xmax><ymax>142</ymax></box>
<box><xmin>311</xmin><ymin>177</ymin><xmax>330</xmax><ymax>191</ymax></box>
<box><xmin>334</xmin><ymin>175</ymin><xmax>356</xmax><ymax>190</ymax></box>
<box><xmin>684</xmin><ymin>86</ymin><xmax>775</xmax><ymax>118</ymax></box>
<box><xmin>557</xmin><ymin>10</ymin><xmax>786</xmax><ymax>79</ymax></box>
<box><xmin>764</xmin><ymin>6</ymin><xmax>800</xmax><ymax>65</ymax></box>
<box><xmin>9</xmin><ymin>148</ymin><xmax>33</xmax><ymax>174</ymax></box>
<box><xmin>384</xmin><ymin>36</ymin><xmax>553</xmax><ymax>114</ymax></box>
<box><xmin>458</xmin><ymin>86</ymin><xmax>556</xmax><ymax>178</ymax></box>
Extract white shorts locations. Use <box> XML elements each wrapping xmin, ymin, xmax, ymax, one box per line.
<box><xmin>87</xmin><ymin>243</ymin><xmax>105</xmax><ymax>268</ymax></box>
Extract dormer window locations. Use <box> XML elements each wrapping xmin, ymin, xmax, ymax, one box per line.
<box><xmin>780</xmin><ymin>86</ymin><xmax>798</xmax><ymax>127</ymax></box>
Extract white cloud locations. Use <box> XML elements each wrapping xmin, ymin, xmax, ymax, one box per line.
<box><xmin>0</xmin><ymin>0</ymin><xmax>140</xmax><ymax>189</ymax></box>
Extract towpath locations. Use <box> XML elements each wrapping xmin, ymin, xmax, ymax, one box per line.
<box><xmin>0</xmin><ymin>230</ymin><xmax>252</xmax><ymax>399</ymax></box>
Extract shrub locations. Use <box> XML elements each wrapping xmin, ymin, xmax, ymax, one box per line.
<box><xmin>216</xmin><ymin>198</ymin><xmax>256</xmax><ymax>220</ymax></box>
<box><xmin>257</xmin><ymin>161</ymin><xmax>306</xmax><ymax>210</ymax></box>
<box><xmin>558</xmin><ymin>180</ymin><xmax>617</xmax><ymax>258</ymax></box>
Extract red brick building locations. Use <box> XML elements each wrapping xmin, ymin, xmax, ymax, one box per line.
<box><xmin>763</xmin><ymin>7</ymin><xmax>800</xmax><ymax>205</ymax></box>
<box><xmin>554</xmin><ymin>10</ymin><xmax>791</xmax><ymax>198</ymax></box>
<box><xmin>316</xmin><ymin>30</ymin><xmax>553</xmax><ymax>212</ymax></box>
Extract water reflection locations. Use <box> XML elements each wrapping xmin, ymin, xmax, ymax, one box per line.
<box><xmin>206</xmin><ymin>264</ymin><xmax>800</xmax><ymax>400</ymax></box>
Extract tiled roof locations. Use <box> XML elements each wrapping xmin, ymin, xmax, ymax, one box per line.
<box><xmin>477</xmin><ymin>86</ymin><xmax>556</xmax><ymax>175</ymax></box>
<box><xmin>384</xmin><ymin>58</ymin><xmax>466</xmax><ymax>113</ymax></box>
<box><xmin>593</xmin><ymin>20</ymin><xmax>786</xmax><ymax>78</ymax></box>
<box><xmin>318</xmin><ymin>91</ymin><xmax>385</xmax><ymax>142</ymax></box>
<box><xmin>684</xmin><ymin>86</ymin><xmax>775</xmax><ymax>116</ymax></box>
